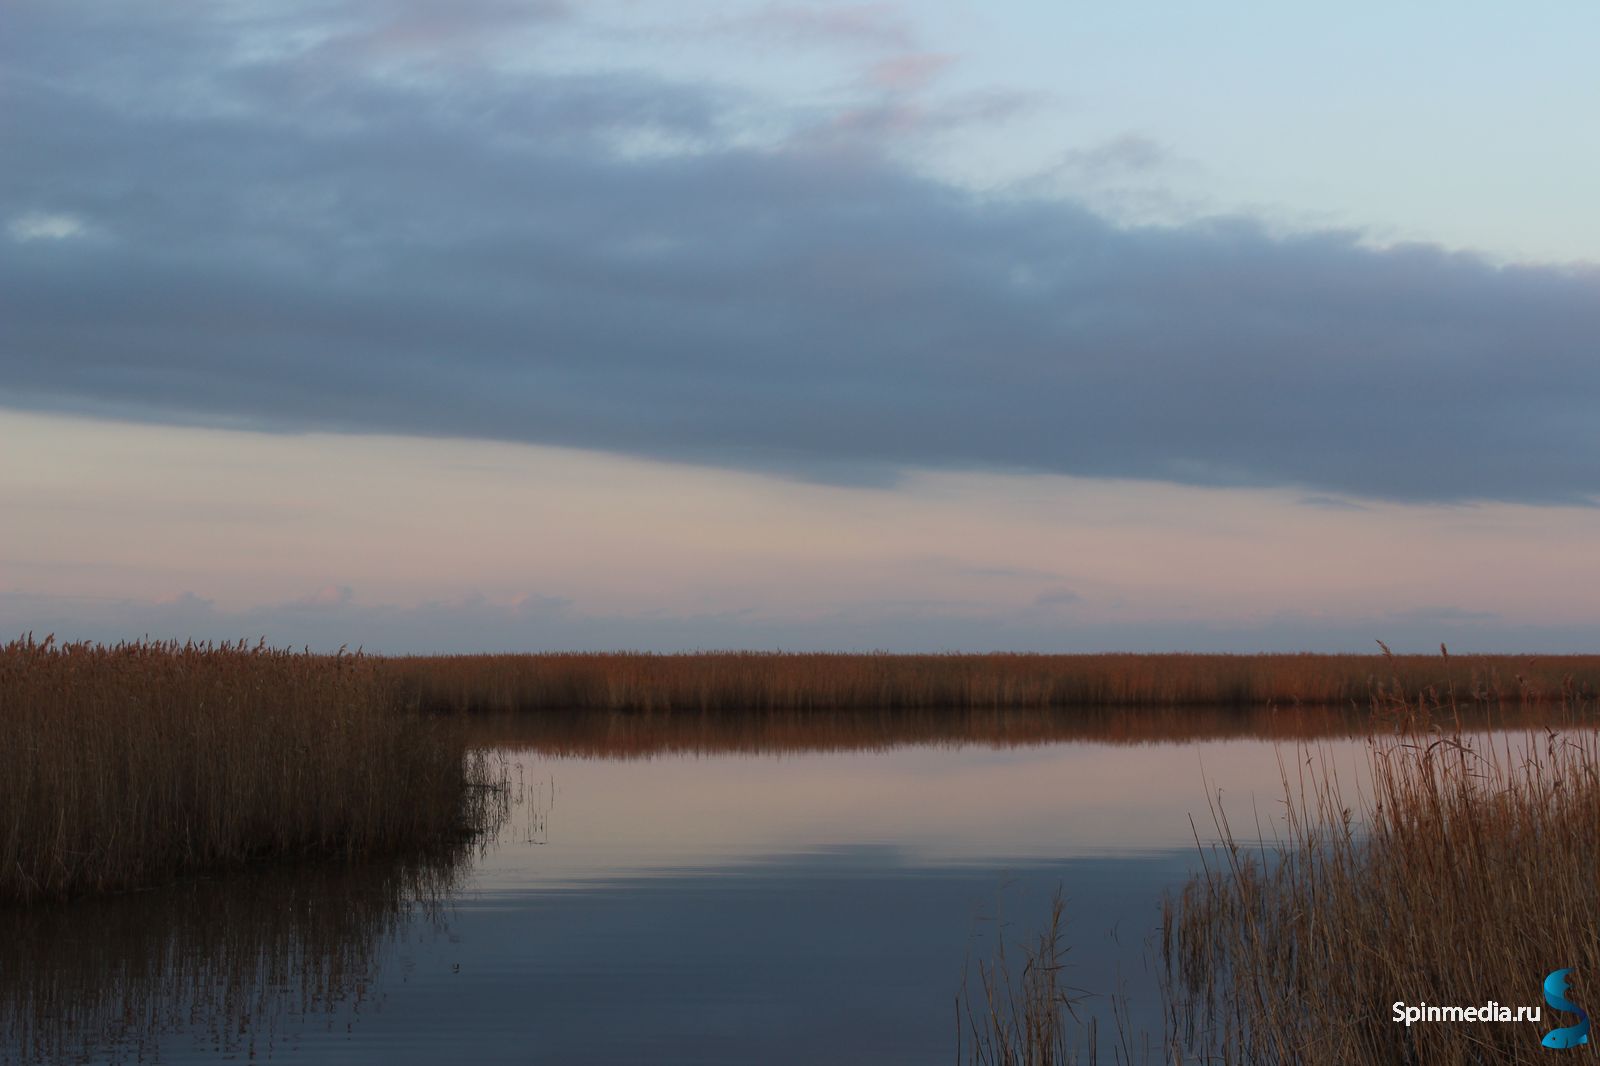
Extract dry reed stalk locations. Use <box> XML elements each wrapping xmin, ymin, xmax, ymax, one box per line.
<box><xmin>960</xmin><ymin>890</ymin><xmax>1100</xmax><ymax>1066</ymax></box>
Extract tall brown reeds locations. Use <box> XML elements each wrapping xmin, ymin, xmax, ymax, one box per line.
<box><xmin>390</xmin><ymin>651</ymin><xmax>1600</xmax><ymax>714</ymax></box>
<box><xmin>960</xmin><ymin>891</ymin><xmax>1097</xmax><ymax>1066</ymax></box>
<box><xmin>0</xmin><ymin>637</ymin><xmax>497</xmax><ymax>903</ymax></box>
<box><xmin>1163</xmin><ymin>670</ymin><xmax>1600</xmax><ymax>1064</ymax></box>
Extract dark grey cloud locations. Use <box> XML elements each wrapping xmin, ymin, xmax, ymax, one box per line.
<box><xmin>1052</xmin><ymin>135</ymin><xmax>1173</xmax><ymax>179</ymax></box>
<box><xmin>4</xmin><ymin>2</ymin><xmax>1599</xmax><ymax>505</ymax></box>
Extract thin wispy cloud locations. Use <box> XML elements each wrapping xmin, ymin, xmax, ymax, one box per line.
<box><xmin>862</xmin><ymin>52</ymin><xmax>957</xmax><ymax>92</ymax></box>
<box><xmin>1064</xmin><ymin>135</ymin><xmax>1168</xmax><ymax>174</ymax></box>
<box><xmin>7</xmin><ymin>211</ymin><xmax>91</xmax><ymax>242</ymax></box>
<box><xmin>732</xmin><ymin>3</ymin><xmax>916</xmax><ymax>50</ymax></box>
<box><xmin>1296</xmin><ymin>495</ymin><xmax>1371</xmax><ymax>512</ymax></box>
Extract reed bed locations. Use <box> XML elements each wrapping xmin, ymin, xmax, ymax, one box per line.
<box><xmin>0</xmin><ymin>637</ymin><xmax>498</xmax><ymax>903</ymax></box>
<box><xmin>390</xmin><ymin>651</ymin><xmax>1600</xmax><ymax>714</ymax></box>
<box><xmin>1163</xmin><ymin>682</ymin><xmax>1600</xmax><ymax>1064</ymax></box>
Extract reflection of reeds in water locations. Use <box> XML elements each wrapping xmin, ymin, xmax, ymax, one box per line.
<box><xmin>394</xmin><ymin>651</ymin><xmax>1600</xmax><ymax>714</ymax></box>
<box><xmin>1163</xmin><ymin>680</ymin><xmax>1600</xmax><ymax>1064</ymax></box>
<box><xmin>462</xmin><ymin>703</ymin><xmax>1568</xmax><ymax>759</ymax></box>
<box><xmin>0</xmin><ymin>638</ymin><xmax>495</xmax><ymax>902</ymax></box>
<box><xmin>0</xmin><ymin>849</ymin><xmax>474</xmax><ymax>1066</ymax></box>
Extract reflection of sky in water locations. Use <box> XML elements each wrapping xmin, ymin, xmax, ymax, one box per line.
<box><xmin>299</xmin><ymin>854</ymin><xmax>1198</xmax><ymax>1065</ymax></box>
<box><xmin>477</xmin><ymin>738</ymin><xmax>1377</xmax><ymax>886</ymax></box>
<box><xmin>2</xmin><ymin>728</ymin><xmax>1401</xmax><ymax>1064</ymax></box>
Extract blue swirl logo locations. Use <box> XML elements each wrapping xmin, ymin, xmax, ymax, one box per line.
<box><xmin>1543</xmin><ymin>969</ymin><xmax>1591</xmax><ymax>1049</ymax></box>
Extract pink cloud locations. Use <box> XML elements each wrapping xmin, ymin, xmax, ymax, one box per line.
<box><xmin>793</xmin><ymin>88</ymin><xmax>1034</xmax><ymax>153</ymax></box>
<box><xmin>864</xmin><ymin>52</ymin><xmax>957</xmax><ymax>93</ymax></box>
<box><xmin>317</xmin><ymin>0</ymin><xmax>571</xmax><ymax>63</ymax></box>
<box><xmin>737</xmin><ymin>3</ymin><xmax>914</xmax><ymax>50</ymax></box>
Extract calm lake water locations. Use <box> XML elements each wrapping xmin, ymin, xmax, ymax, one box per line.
<box><xmin>7</xmin><ymin>707</ymin><xmax>1410</xmax><ymax>1064</ymax></box>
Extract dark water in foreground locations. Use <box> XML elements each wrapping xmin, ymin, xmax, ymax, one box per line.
<box><xmin>7</xmin><ymin>707</ymin><xmax>1395</xmax><ymax>1064</ymax></box>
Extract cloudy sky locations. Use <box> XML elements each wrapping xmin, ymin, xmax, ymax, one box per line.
<box><xmin>4</xmin><ymin>0</ymin><xmax>1599</xmax><ymax>652</ymax></box>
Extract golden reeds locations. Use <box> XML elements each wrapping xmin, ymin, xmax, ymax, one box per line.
<box><xmin>390</xmin><ymin>651</ymin><xmax>1600</xmax><ymax>714</ymax></box>
<box><xmin>959</xmin><ymin>890</ymin><xmax>1101</xmax><ymax>1066</ymax></box>
<box><xmin>0</xmin><ymin>636</ymin><xmax>497</xmax><ymax>903</ymax></box>
<box><xmin>1163</xmin><ymin>676</ymin><xmax>1600</xmax><ymax>1064</ymax></box>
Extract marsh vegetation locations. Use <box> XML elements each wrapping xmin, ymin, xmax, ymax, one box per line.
<box><xmin>5</xmin><ymin>639</ymin><xmax>1598</xmax><ymax>1063</ymax></box>
<box><xmin>1163</xmin><ymin>680</ymin><xmax>1600</xmax><ymax>1064</ymax></box>
<box><xmin>0</xmin><ymin>637</ymin><xmax>501</xmax><ymax>903</ymax></box>
<box><xmin>395</xmin><ymin>650</ymin><xmax>1600</xmax><ymax>713</ymax></box>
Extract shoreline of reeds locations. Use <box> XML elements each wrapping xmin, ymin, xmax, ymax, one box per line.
<box><xmin>958</xmin><ymin>656</ymin><xmax>1600</xmax><ymax>1065</ymax></box>
<box><xmin>9</xmin><ymin>637</ymin><xmax>1600</xmax><ymax>920</ymax></box>
<box><xmin>9</xmin><ymin>636</ymin><xmax>1599</xmax><ymax>1059</ymax></box>
<box><xmin>0</xmin><ymin>637</ymin><xmax>503</xmax><ymax>905</ymax></box>
<box><xmin>1159</xmin><ymin>675</ymin><xmax>1600</xmax><ymax>1064</ymax></box>
<box><xmin>392</xmin><ymin>650</ymin><xmax>1600</xmax><ymax>713</ymax></box>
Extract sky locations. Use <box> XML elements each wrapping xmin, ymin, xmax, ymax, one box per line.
<box><xmin>4</xmin><ymin>0</ymin><xmax>1599</xmax><ymax>653</ymax></box>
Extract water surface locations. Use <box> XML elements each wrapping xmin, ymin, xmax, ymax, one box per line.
<box><xmin>5</xmin><ymin>705</ymin><xmax>1472</xmax><ymax>1064</ymax></box>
